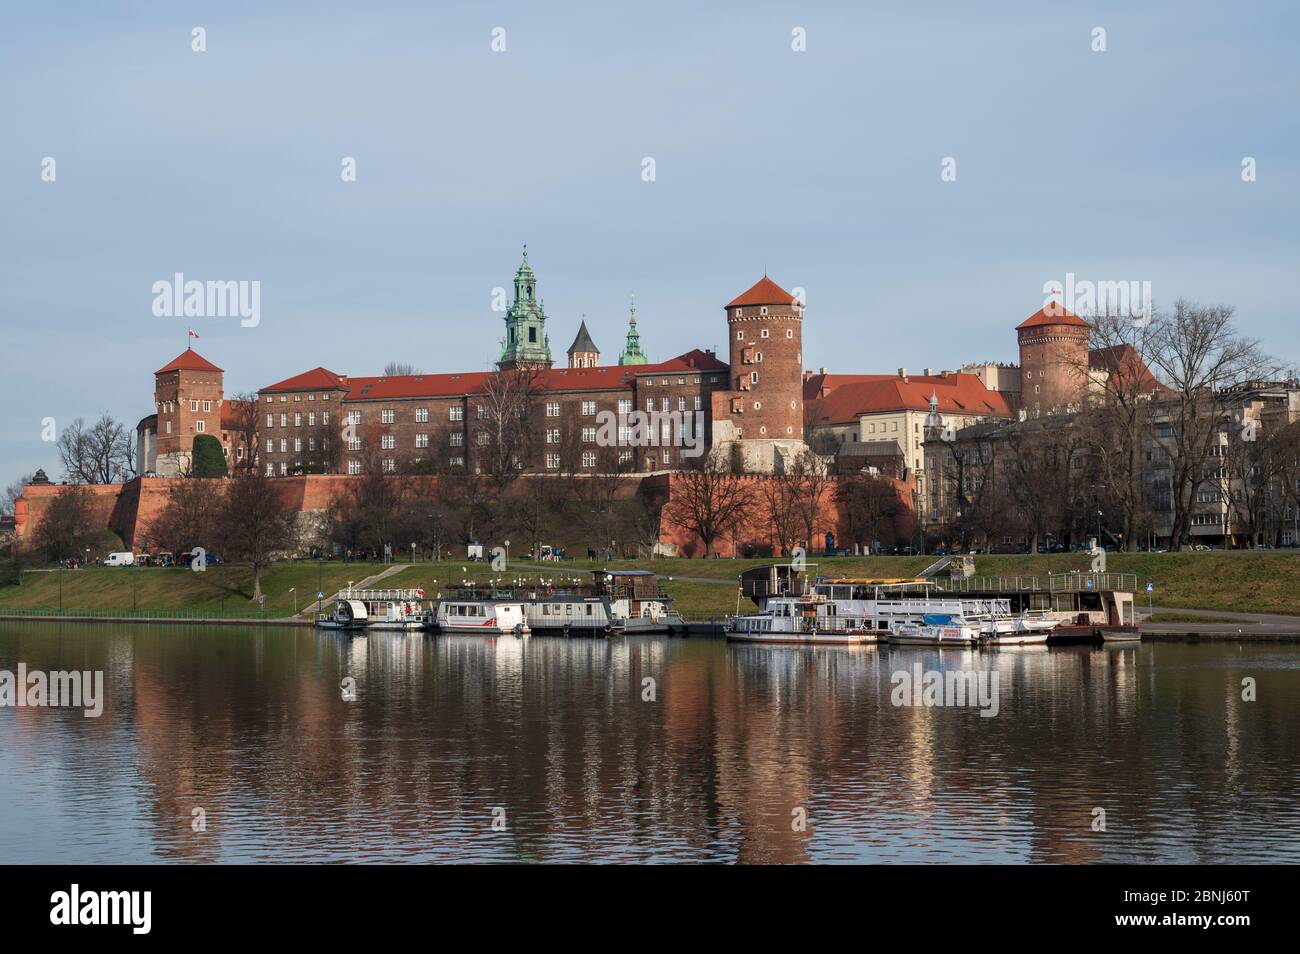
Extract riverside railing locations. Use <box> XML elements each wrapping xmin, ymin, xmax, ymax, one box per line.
<box><xmin>935</xmin><ymin>572</ymin><xmax>1138</xmax><ymax>594</ymax></box>
<box><xmin>0</xmin><ymin>606</ymin><xmax>283</xmax><ymax>620</ymax></box>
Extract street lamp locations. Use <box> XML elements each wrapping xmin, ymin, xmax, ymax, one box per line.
<box><xmin>1096</xmin><ymin>510</ymin><xmax>1103</xmax><ymax>543</ymax></box>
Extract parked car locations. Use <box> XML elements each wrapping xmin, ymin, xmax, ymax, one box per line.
<box><xmin>101</xmin><ymin>551</ymin><xmax>134</xmax><ymax>567</ymax></box>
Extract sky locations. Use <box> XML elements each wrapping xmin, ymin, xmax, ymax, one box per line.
<box><xmin>2</xmin><ymin>0</ymin><xmax>1298</xmax><ymax>482</ymax></box>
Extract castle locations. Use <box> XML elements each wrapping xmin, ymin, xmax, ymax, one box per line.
<box><xmin>135</xmin><ymin>250</ymin><xmax>1125</xmax><ymax>497</ymax></box>
<box><xmin>138</xmin><ymin>249</ymin><xmax>815</xmax><ymax>479</ymax></box>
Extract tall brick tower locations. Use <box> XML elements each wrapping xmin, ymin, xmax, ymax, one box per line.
<box><xmin>715</xmin><ymin>276</ymin><xmax>806</xmax><ymax>471</ymax></box>
<box><xmin>1016</xmin><ymin>303</ymin><xmax>1090</xmax><ymax>416</ymax></box>
<box><xmin>153</xmin><ymin>347</ymin><xmax>225</xmax><ymax>475</ymax></box>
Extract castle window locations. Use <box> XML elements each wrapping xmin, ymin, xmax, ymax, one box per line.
<box><xmin>280</xmin><ymin>413</ymin><xmax>287</xmax><ymax>427</ymax></box>
<box><xmin>190</xmin><ymin>400</ymin><xmax>198</xmax><ymax>412</ymax></box>
<box><xmin>294</xmin><ymin>413</ymin><xmax>301</xmax><ymax>426</ymax></box>
<box><xmin>736</xmin><ymin>330</ymin><xmax>744</xmax><ymax>340</ymax></box>
<box><xmin>546</xmin><ymin>453</ymin><xmax>560</xmax><ymax>469</ymax></box>
<box><xmin>294</xmin><ymin>438</ymin><xmax>302</xmax><ymax>452</ymax></box>
<box><xmin>280</xmin><ymin>462</ymin><xmax>288</xmax><ymax>475</ymax></box>
<box><xmin>203</xmin><ymin>401</ymin><xmax>212</xmax><ymax>412</ymax></box>
<box><xmin>293</xmin><ymin>394</ymin><xmax>300</xmax><ymax>402</ymax></box>
<box><xmin>546</xmin><ymin>402</ymin><xmax>560</xmax><ymax>417</ymax></box>
<box><xmin>195</xmin><ymin>420</ymin><xmax>205</xmax><ymax>433</ymax></box>
<box><xmin>266</xmin><ymin>463</ymin><xmax>274</xmax><ymax>476</ymax></box>
<box><xmin>582</xmin><ymin>427</ymin><xmax>596</xmax><ymax>443</ymax></box>
<box><xmin>308</xmin><ymin>412</ymin><xmax>315</xmax><ymax>426</ymax></box>
<box><xmin>581</xmin><ymin>400</ymin><xmax>596</xmax><ymax>415</ymax></box>
<box><xmin>695</xmin><ymin>395</ymin><xmax>702</xmax><ymax>411</ymax></box>
<box><xmin>750</xmin><ymin>371</ymin><xmax>759</xmax><ymax>384</ymax></box>
<box><xmin>266</xmin><ymin>414</ymin><xmax>273</xmax><ymax>428</ymax></box>
<box><xmin>450</xmin><ymin>432</ymin><xmax>464</xmax><ymax>446</ymax></box>
<box><xmin>529</xmin><ymin>326</ymin><xmax>537</xmax><ymax>343</ymax></box>
<box><xmin>754</xmin><ymin>402</ymin><xmax>762</xmax><ymax>410</ymax></box>
<box><xmin>266</xmin><ymin>396</ymin><xmax>273</xmax><ymax>403</ymax></box>
<box><xmin>582</xmin><ymin>451</ymin><xmax>596</xmax><ymax>468</ymax></box>
<box><xmin>381</xmin><ymin>434</ymin><xmax>395</xmax><ymax>449</ymax></box>
<box><xmin>761</xmin><ymin>328</ymin><xmax>769</xmax><ymax>338</ymax></box>
<box><xmin>677</xmin><ymin>397</ymin><xmax>685</xmax><ymax>411</ymax></box>
<box><xmin>381</xmin><ymin>409</ymin><xmax>395</xmax><ymax>424</ymax></box>
<box><xmin>450</xmin><ymin>406</ymin><xmax>463</xmax><ymax>421</ymax></box>
<box><xmin>415</xmin><ymin>433</ymin><xmax>429</xmax><ymax>448</ymax></box>
<box><xmin>756</xmin><ymin>352</ymin><xmax>763</xmax><ymax>362</ymax></box>
<box><xmin>415</xmin><ymin>407</ymin><xmax>428</xmax><ymax>423</ymax></box>
<box><xmin>787</xmin><ymin>329</ymin><xmax>793</xmax><ymax>338</ymax></box>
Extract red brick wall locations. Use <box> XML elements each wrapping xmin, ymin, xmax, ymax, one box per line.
<box><xmin>657</xmin><ymin>472</ymin><xmax>915</xmax><ymax>558</ymax></box>
<box><xmin>18</xmin><ymin>472</ymin><xmax>917</xmax><ymax>559</ymax></box>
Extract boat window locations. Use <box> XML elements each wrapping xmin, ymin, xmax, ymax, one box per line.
<box><xmin>586</xmin><ymin>604</ymin><xmax>593</xmax><ymax>616</ymax></box>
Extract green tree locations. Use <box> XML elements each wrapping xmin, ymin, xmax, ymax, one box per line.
<box><xmin>191</xmin><ymin>434</ymin><xmax>228</xmax><ymax>478</ymax></box>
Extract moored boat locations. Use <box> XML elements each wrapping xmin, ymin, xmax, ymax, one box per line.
<box><xmin>435</xmin><ymin>598</ymin><xmax>530</xmax><ymax>636</ymax></box>
<box><xmin>316</xmin><ymin>598</ymin><xmax>371</xmax><ymax>631</ymax></box>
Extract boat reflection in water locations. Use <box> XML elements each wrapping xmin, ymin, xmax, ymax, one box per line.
<box><xmin>0</xmin><ymin>622</ymin><xmax>1295</xmax><ymax>864</ymax></box>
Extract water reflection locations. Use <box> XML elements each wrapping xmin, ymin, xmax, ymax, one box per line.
<box><xmin>0</xmin><ymin>623</ymin><xmax>1296</xmax><ymax>863</ymax></box>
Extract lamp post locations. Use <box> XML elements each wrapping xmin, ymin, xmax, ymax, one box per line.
<box><xmin>1096</xmin><ymin>509</ymin><xmax>1103</xmax><ymax>544</ymax></box>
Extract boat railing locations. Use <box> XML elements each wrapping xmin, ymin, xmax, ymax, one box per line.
<box><xmin>340</xmin><ymin>587</ymin><xmax>426</xmax><ymax>602</ymax></box>
<box><xmin>934</xmin><ymin>572</ymin><xmax>1137</xmax><ymax>595</ymax></box>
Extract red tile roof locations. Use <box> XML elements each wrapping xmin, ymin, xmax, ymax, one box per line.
<box><xmin>804</xmin><ymin>372</ymin><xmax>1012</xmax><ymax>425</ymax></box>
<box><xmin>1016</xmin><ymin>303</ymin><xmax>1090</xmax><ymax>330</ymax></box>
<box><xmin>1089</xmin><ymin>345</ymin><xmax>1166</xmax><ymax>394</ymax></box>
<box><xmin>260</xmin><ymin>367</ymin><xmax>347</xmax><ymax>392</ymax></box>
<box><xmin>274</xmin><ymin>351</ymin><xmax>731</xmax><ymax>403</ymax></box>
<box><xmin>726</xmin><ymin>276</ymin><xmax>797</xmax><ymax>308</ymax></box>
<box><xmin>220</xmin><ymin>399</ymin><xmax>254</xmax><ymax>430</ymax></box>
<box><xmin>156</xmin><ymin>347</ymin><xmax>223</xmax><ymax>375</ymax></box>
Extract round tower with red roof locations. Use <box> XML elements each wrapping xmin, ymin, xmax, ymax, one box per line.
<box><xmin>716</xmin><ymin>276</ymin><xmax>806</xmax><ymax>469</ymax></box>
<box><xmin>1016</xmin><ymin>302</ymin><xmax>1090</xmax><ymax>416</ymax></box>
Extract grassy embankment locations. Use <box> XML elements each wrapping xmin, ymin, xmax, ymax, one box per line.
<box><xmin>1</xmin><ymin>551</ymin><xmax>1297</xmax><ymax>620</ymax></box>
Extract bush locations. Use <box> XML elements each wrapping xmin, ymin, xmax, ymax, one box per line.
<box><xmin>191</xmin><ymin>434</ymin><xmax>228</xmax><ymax>478</ymax></box>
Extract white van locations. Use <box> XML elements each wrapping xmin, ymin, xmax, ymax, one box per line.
<box><xmin>102</xmin><ymin>552</ymin><xmax>135</xmax><ymax>567</ymax></box>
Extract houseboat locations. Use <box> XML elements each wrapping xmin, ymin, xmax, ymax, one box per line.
<box><xmin>316</xmin><ymin>597</ymin><xmax>371</xmax><ymax>631</ymax></box>
<box><xmin>728</xmin><ymin>594</ymin><xmax>878</xmax><ymax>645</ymax></box>
<box><xmin>316</xmin><ymin>589</ymin><xmax>429</xmax><ymax>632</ymax></box>
<box><xmin>434</xmin><ymin>597</ymin><xmax>530</xmax><ymax>636</ymax></box>
<box><xmin>591</xmin><ymin>569</ymin><xmax>685</xmax><ymax>634</ymax></box>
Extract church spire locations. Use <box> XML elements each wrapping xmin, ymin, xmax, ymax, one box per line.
<box><xmin>498</xmin><ymin>245</ymin><xmax>553</xmax><ymax>370</ymax></box>
<box><xmin>618</xmin><ymin>292</ymin><xmax>648</xmax><ymax>366</ymax></box>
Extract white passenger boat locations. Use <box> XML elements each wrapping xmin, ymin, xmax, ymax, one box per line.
<box><xmin>316</xmin><ymin>597</ymin><xmax>371</xmax><ymax>631</ymax></box>
<box><xmin>330</xmin><ymin>587</ymin><xmax>427</xmax><ymax>631</ymax></box>
<box><xmin>435</xmin><ymin>598</ymin><xmax>530</xmax><ymax>636</ymax></box>
<box><xmin>728</xmin><ymin>595</ymin><xmax>879</xmax><ymax>645</ymax></box>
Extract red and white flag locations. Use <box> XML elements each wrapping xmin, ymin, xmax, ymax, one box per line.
<box><xmin>188</xmin><ymin>328</ymin><xmax>200</xmax><ymax>340</ymax></box>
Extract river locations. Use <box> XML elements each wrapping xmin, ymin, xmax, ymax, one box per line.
<box><xmin>0</xmin><ymin>623</ymin><xmax>1296</xmax><ymax>863</ymax></box>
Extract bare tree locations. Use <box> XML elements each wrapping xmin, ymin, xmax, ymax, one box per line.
<box><xmin>144</xmin><ymin>478</ymin><xmax>224</xmax><ymax>555</ymax></box>
<box><xmin>58</xmin><ymin>414</ymin><xmax>135</xmax><ymax>484</ymax></box>
<box><xmin>758</xmin><ymin>473</ymin><xmax>800</xmax><ymax>556</ymax></box>
<box><xmin>836</xmin><ymin>471</ymin><xmax>905</xmax><ymax>552</ymax></box>
<box><xmin>475</xmin><ymin>367</ymin><xmax>539</xmax><ymax>491</ymax></box>
<box><xmin>383</xmin><ymin>362</ymin><xmax>421</xmax><ymax>377</ymax></box>
<box><xmin>1005</xmin><ymin>418</ymin><xmax>1085</xmax><ymax>552</ymax></box>
<box><xmin>33</xmin><ymin>484</ymin><xmax>96</xmax><ymax>562</ymax></box>
<box><xmin>1149</xmin><ymin>301</ymin><xmax>1272</xmax><ymax>549</ymax></box>
<box><xmin>2</xmin><ymin>473</ymin><xmax>34</xmax><ymax>518</ymax></box>
<box><xmin>664</xmin><ymin>454</ymin><xmax>754</xmax><ymax>557</ymax></box>
<box><xmin>226</xmin><ymin>392</ymin><xmax>261</xmax><ymax>475</ymax></box>
<box><xmin>1073</xmin><ymin>311</ymin><xmax>1162</xmax><ymax>550</ymax></box>
<box><xmin>215</xmin><ymin>474</ymin><xmax>299</xmax><ymax>602</ymax></box>
<box><xmin>788</xmin><ymin>448</ymin><xmax>831</xmax><ymax>551</ymax></box>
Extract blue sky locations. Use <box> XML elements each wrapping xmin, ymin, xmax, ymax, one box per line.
<box><xmin>2</xmin><ymin>1</ymin><xmax>1297</xmax><ymax>482</ymax></box>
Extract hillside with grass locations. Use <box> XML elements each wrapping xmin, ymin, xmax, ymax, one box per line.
<box><xmin>2</xmin><ymin>550</ymin><xmax>1298</xmax><ymax>620</ymax></box>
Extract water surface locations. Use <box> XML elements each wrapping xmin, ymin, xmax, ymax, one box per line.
<box><xmin>0</xmin><ymin>623</ymin><xmax>1296</xmax><ymax>863</ymax></box>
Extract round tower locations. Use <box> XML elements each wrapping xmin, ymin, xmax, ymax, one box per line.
<box><xmin>724</xmin><ymin>276</ymin><xmax>804</xmax><ymax>445</ymax></box>
<box><xmin>1016</xmin><ymin>302</ymin><xmax>1090</xmax><ymax>416</ymax></box>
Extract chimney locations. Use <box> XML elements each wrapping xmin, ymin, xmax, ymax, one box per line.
<box><xmin>923</xmin><ymin>368</ymin><xmax>933</xmax><ymax>376</ymax></box>
<box><xmin>898</xmin><ymin>367</ymin><xmax>908</xmax><ymax>380</ymax></box>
